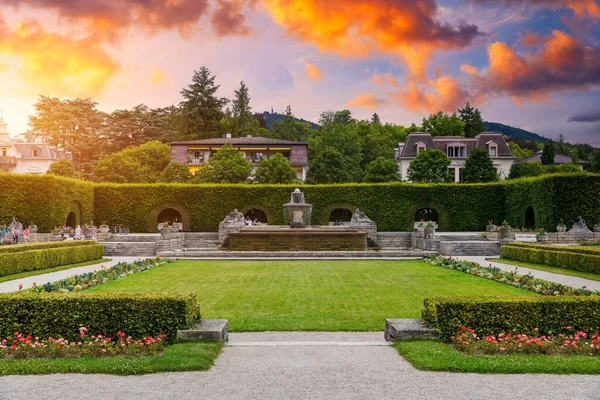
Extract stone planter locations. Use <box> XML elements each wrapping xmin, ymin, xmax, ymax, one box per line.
<box><xmin>536</xmin><ymin>234</ymin><xmax>549</xmax><ymax>243</ymax></box>
<box><xmin>486</xmin><ymin>225</ymin><xmax>497</xmax><ymax>232</ymax></box>
<box><xmin>416</xmin><ymin>226</ymin><xmax>425</xmax><ymax>239</ymax></box>
<box><xmin>499</xmin><ymin>226</ymin><xmax>511</xmax><ymax>241</ymax></box>
<box><xmin>84</xmin><ymin>226</ymin><xmax>97</xmax><ymax>240</ymax></box>
<box><xmin>557</xmin><ymin>226</ymin><xmax>567</xmax><ymax>233</ymax></box>
<box><xmin>160</xmin><ymin>226</ymin><xmax>179</xmax><ymax>239</ymax></box>
<box><xmin>28</xmin><ymin>225</ymin><xmax>38</xmax><ymax>242</ymax></box>
<box><xmin>424</xmin><ymin>227</ymin><xmax>435</xmax><ymax>239</ymax></box>
<box><xmin>97</xmin><ymin>225</ymin><xmax>110</xmax><ymax>241</ymax></box>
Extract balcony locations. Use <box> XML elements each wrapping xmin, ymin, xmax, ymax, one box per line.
<box><xmin>0</xmin><ymin>156</ymin><xmax>17</xmax><ymax>166</ymax></box>
<box><xmin>186</xmin><ymin>158</ymin><xmax>204</xmax><ymax>165</ymax></box>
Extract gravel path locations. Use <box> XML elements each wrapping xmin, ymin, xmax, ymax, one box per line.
<box><xmin>1</xmin><ymin>332</ymin><xmax>599</xmax><ymax>400</ymax></box>
<box><xmin>0</xmin><ymin>257</ymin><xmax>139</xmax><ymax>293</ymax></box>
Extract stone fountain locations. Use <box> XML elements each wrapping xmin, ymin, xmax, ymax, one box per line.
<box><xmin>283</xmin><ymin>188</ymin><xmax>312</xmax><ymax>228</ymax></box>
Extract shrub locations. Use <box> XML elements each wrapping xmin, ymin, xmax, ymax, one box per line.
<box><xmin>0</xmin><ymin>240</ymin><xmax>97</xmax><ymax>255</ymax></box>
<box><xmin>422</xmin><ymin>296</ymin><xmax>600</xmax><ymax>338</ymax></box>
<box><xmin>0</xmin><ymin>243</ymin><xmax>104</xmax><ymax>277</ymax></box>
<box><xmin>0</xmin><ymin>292</ymin><xmax>200</xmax><ymax>342</ymax></box>
<box><xmin>502</xmin><ymin>243</ymin><xmax>600</xmax><ymax>274</ymax></box>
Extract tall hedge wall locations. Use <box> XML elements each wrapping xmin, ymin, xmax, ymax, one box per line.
<box><xmin>0</xmin><ymin>174</ymin><xmax>94</xmax><ymax>232</ymax></box>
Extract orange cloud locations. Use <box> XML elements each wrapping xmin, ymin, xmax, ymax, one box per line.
<box><xmin>305</xmin><ymin>63</ymin><xmax>324</xmax><ymax>81</ymax></box>
<box><xmin>460</xmin><ymin>64</ymin><xmax>477</xmax><ymax>76</ymax></box>
<box><xmin>0</xmin><ymin>16</ymin><xmax>120</xmax><ymax>97</ymax></box>
<box><xmin>391</xmin><ymin>76</ymin><xmax>469</xmax><ymax>113</ymax></box>
<box><xmin>371</xmin><ymin>72</ymin><xmax>400</xmax><ymax>87</ymax></box>
<box><xmin>348</xmin><ymin>93</ymin><xmax>387</xmax><ymax>109</ymax></box>
<box><xmin>261</xmin><ymin>0</ymin><xmax>481</xmax><ymax>77</ymax></box>
<box><xmin>211</xmin><ymin>0</ymin><xmax>254</xmax><ymax>37</ymax></box>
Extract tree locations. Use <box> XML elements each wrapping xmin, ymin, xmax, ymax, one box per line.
<box><xmin>91</xmin><ymin>141</ymin><xmax>171</xmax><ymax>183</ymax></box>
<box><xmin>267</xmin><ymin>105</ymin><xmax>311</xmax><ymax>142</ymax></box>
<box><xmin>230</xmin><ymin>81</ymin><xmax>260</xmax><ymax>137</ymax></box>
<box><xmin>357</xmin><ymin>121</ymin><xmax>396</xmax><ymax>169</ymax></box>
<box><xmin>508</xmin><ymin>162</ymin><xmax>545</xmax><ymax>179</ymax></box>
<box><xmin>407</xmin><ymin>149</ymin><xmax>452</xmax><ymax>183</ymax></box>
<box><xmin>179</xmin><ymin>66</ymin><xmax>228</xmax><ymax>140</ymax></box>
<box><xmin>194</xmin><ymin>144</ymin><xmax>252</xmax><ymax>183</ymax></box>
<box><xmin>558</xmin><ymin>163</ymin><xmax>581</xmax><ymax>173</ymax></box>
<box><xmin>159</xmin><ymin>162</ymin><xmax>193</xmax><ymax>183</ymax></box>
<box><xmin>371</xmin><ymin>113</ymin><xmax>381</xmax><ymax>125</ymax></box>
<box><xmin>29</xmin><ymin>96</ymin><xmax>107</xmax><ymax>170</ymax></box>
<box><xmin>507</xmin><ymin>141</ymin><xmax>533</xmax><ymax>161</ymax></box>
<box><xmin>47</xmin><ymin>159</ymin><xmax>77</xmax><ymax>178</ymax></box>
<box><xmin>591</xmin><ymin>151</ymin><xmax>600</xmax><ymax>173</ymax></box>
<box><xmin>363</xmin><ymin>156</ymin><xmax>400</xmax><ymax>183</ymax></box>
<box><xmin>541</xmin><ymin>141</ymin><xmax>555</xmax><ymax>165</ymax></box>
<box><xmin>422</xmin><ymin>112</ymin><xmax>465</xmax><ymax>137</ymax></box>
<box><xmin>254</xmin><ymin>153</ymin><xmax>298</xmax><ymax>184</ymax></box>
<box><xmin>305</xmin><ymin>147</ymin><xmax>352</xmax><ymax>184</ymax></box>
<box><xmin>457</xmin><ymin>102</ymin><xmax>485</xmax><ymax>138</ymax></box>
<box><xmin>461</xmin><ymin>148</ymin><xmax>499</xmax><ymax>183</ymax></box>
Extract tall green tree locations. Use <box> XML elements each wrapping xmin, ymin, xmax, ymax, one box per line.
<box><xmin>591</xmin><ymin>151</ymin><xmax>600</xmax><ymax>173</ymax></box>
<box><xmin>541</xmin><ymin>141</ymin><xmax>556</xmax><ymax>165</ymax></box>
<box><xmin>305</xmin><ymin>147</ymin><xmax>352</xmax><ymax>184</ymax></box>
<box><xmin>47</xmin><ymin>159</ymin><xmax>77</xmax><ymax>178</ymax></box>
<box><xmin>159</xmin><ymin>162</ymin><xmax>193</xmax><ymax>183</ymax></box>
<box><xmin>461</xmin><ymin>148</ymin><xmax>499</xmax><ymax>183</ymax></box>
<box><xmin>508</xmin><ymin>141</ymin><xmax>533</xmax><ymax>160</ymax></box>
<box><xmin>407</xmin><ymin>149</ymin><xmax>452</xmax><ymax>183</ymax></box>
<box><xmin>179</xmin><ymin>66</ymin><xmax>228</xmax><ymax>140</ymax></box>
<box><xmin>422</xmin><ymin>111</ymin><xmax>465</xmax><ymax>137</ymax></box>
<box><xmin>254</xmin><ymin>153</ymin><xmax>298</xmax><ymax>184</ymax></box>
<box><xmin>267</xmin><ymin>105</ymin><xmax>311</xmax><ymax>142</ymax></box>
<box><xmin>508</xmin><ymin>162</ymin><xmax>545</xmax><ymax>179</ymax></box>
<box><xmin>363</xmin><ymin>156</ymin><xmax>400</xmax><ymax>183</ymax></box>
<box><xmin>231</xmin><ymin>81</ymin><xmax>260</xmax><ymax>137</ymax></box>
<box><xmin>357</xmin><ymin>121</ymin><xmax>396</xmax><ymax>169</ymax></box>
<box><xmin>458</xmin><ymin>101</ymin><xmax>485</xmax><ymax>138</ymax></box>
<box><xmin>195</xmin><ymin>144</ymin><xmax>252</xmax><ymax>183</ymax></box>
<box><xmin>371</xmin><ymin>113</ymin><xmax>381</xmax><ymax>125</ymax></box>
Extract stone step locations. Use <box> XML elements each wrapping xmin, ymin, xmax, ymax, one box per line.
<box><xmin>101</xmin><ymin>242</ymin><xmax>157</xmax><ymax>257</ymax></box>
<box><xmin>105</xmin><ymin>235</ymin><xmax>160</xmax><ymax>243</ymax></box>
<box><xmin>384</xmin><ymin>319</ymin><xmax>439</xmax><ymax>342</ymax></box>
<box><xmin>177</xmin><ymin>319</ymin><xmax>229</xmax><ymax>342</ymax></box>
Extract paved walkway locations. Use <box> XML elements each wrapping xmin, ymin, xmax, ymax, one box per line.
<box><xmin>0</xmin><ymin>257</ymin><xmax>138</xmax><ymax>293</ymax></box>
<box><xmin>1</xmin><ymin>332</ymin><xmax>599</xmax><ymax>400</ymax></box>
<box><xmin>462</xmin><ymin>256</ymin><xmax>600</xmax><ymax>292</ymax></box>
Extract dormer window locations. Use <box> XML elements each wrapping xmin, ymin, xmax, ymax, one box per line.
<box><xmin>32</xmin><ymin>148</ymin><xmax>39</xmax><ymax>157</ymax></box>
<box><xmin>416</xmin><ymin>141</ymin><xmax>426</xmax><ymax>154</ymax></box>
<box><xmin>1</xmin><ymin>148</ymin><xmax>6</xmax><ymax>156</ymax></box>
<box><xmin>447</xmin><ymin>144</ymin><xmax>466</xmax><ymax>158</ymax></box>
<box><xmin>487</xmin><ymin>141</ymin><xmax>498</xmax><ymax>158</ymax></box>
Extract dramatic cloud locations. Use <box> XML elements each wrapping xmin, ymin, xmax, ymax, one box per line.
<box><xmin>261</xmin><ymin>0</ymin><xmax>482</xmax><ymax>77</ymax></box>
<box><xmin>371</xmin><ymin>72</ymin><xmax>400</xmax><ymax>87</ymax></box>
<box><xmin>391</xmin><ymin>76</ymin><xmax>470</xmax><ymax>113</ymax></box>
<box><xmin>470</xmin><ymin>1</ymin><xmax>600</xmax><ymax>20</ymax></box>
<box><xmin>474</xmin><ymin>31</ymin><xmax>600</xmax><ymax>102</ymax></box>
<box><xmin>0</xmin><ymin>15</ymin><xmax>120</xmax><ymax>97</ymax></box>
<box><xmin>460</xmin><ymin>64</ymin><xmax>477</xmax><ymax>76</ymax></box>
<box><xmin>348</xmin><ymin>93</ymin><xmax>387</xmax><ymax>109</ymax></box>
<box><xmin>304</xmin><ymin>63</ymin><xmax>323</xmax><ymax>81</ymax></box>
<box><xmin>211</xmin><ymin>0</ymin><xmax>254</xmax><ymax>37</ymax></box>
<box><xmin>568</xmin><ymin>110</ymin><xmax>600</xmax><ymax>123</ymax></box>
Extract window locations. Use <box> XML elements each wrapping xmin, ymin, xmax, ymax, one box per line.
<box><xmin>447</xmin><ymin>145</ymin><xmax>466</xmax><ymax>158</ymax></box>
<box><xmin>32</xmin><ymin>148</ymin><xmax>39</xmax><ymax>157</ymax></box>
<box><xmin>416</xmin><ymin>142</ymin><xmax>426</xmax><ymax>153</ymax></box>
<box><xmin>487</xmin><ymin>141</ymin><xmax>498</xmax><ymax>158</ymax></box>
<box><xmin>1</xmin><ymin>149</ymin><xmax>6</xmax><ymax>156</ymax></box>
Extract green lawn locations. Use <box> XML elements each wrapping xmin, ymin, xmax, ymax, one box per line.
<box><xmin>490</xmin><ymin>257</ymin><xmax>600</xmax><ymax>282</ymax></box>
<box><xmin>395</xmin><ymin>340</ymin><xmax>600</xmax><ymax>374</ymax></box>
<box><xmin>87</xmin><ymin>259</ymin><xmax>536</xmax><ymax>331</ymax></box>
<box><xmin>0</xmin><ymin>341</ymin><xmax>222</xmax><ymax>376</ymax></box>
<box><xmin>0</xmin><ymin>259</ymin><xmax>110</xmax><ymax>284</ymax></box>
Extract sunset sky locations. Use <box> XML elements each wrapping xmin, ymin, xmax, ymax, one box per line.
<box><xmin>0</xmin><ymin>0</ymin><xmax>599</xmax><ymax>145</ymax></box>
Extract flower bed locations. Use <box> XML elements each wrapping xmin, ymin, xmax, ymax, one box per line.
<box><xmin>26</xmin><ymin>257</ymin><xmax>173</xmax><ymax>293</ymax></box>
<box><xmin>423</xmin><ymin>256</ymin><xmax>594</xmax><ymax>296</ymax></box>
<box><xmin>451</xmin><ymin>326</ymin><xmax>600</xmax><ymax>356</ymax></box>
<box><xmin>0</xmin><ymin>327</ymin><xmax>167</xmax><ymax>359</ymax></box>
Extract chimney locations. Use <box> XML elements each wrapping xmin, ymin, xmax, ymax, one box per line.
<box><xmin>225</xmin><ymin>132</ymin><xmax>232</xmax><ymax>139</ymax></box>
<box><xmin>25</xmin><ymin>131</ymin><xmax>34</xmax><ymax>143</ymax></box>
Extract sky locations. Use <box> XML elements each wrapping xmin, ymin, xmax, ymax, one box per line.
<box><xmin>0</xmin><ymin>0</ymin><xmax>599</xmax><ymax>146</ymax></box>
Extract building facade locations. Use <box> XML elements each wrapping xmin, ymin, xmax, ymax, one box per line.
<box><xmin>170</xmin><ymin>136</ymin><xmax>309</xmax><ymax>181</ymax></box>
<box><xmin>0</xmin><ymin>118</ymin><xmax>71</xmax><ymax>174</ymax></box>
<box><xmin>519</xmin><ymin>151</ymin><xmax>589</xmax><ymax>170</ymax></box>
<box><xmin>395</xmin><ymin>132</ymin><xmax>516</xmax><ymax>182</ymax></box>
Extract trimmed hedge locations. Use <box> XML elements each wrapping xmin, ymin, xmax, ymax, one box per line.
<box><xmin>422</xmin><ymin>296</ymin><xmax>600</xmax><ymax>338</ymax></box>
<box><xmin>0</xmin><ymin>174</ymin><xmax>94</xmax><ymax>233</ymax></box>
<box><xmin>0</xmin><ymin>292</ymin><xmax>200</xmax><ymax>341</ymax></box>
<box><xmin>0</xmin><ymin>240</ymin><xmax>97</xmax><ymax>255</ymax></box>
<box><xmin>504</xmin><ymin>242</ymin><xmax>600</xmax><ymax>256</ymax></box>
<box><xmin>502</xmin><ymin>243</ymin><xmax>600</xmax><ymax>274</ymax></box>
<box><xmin>0</xmin><ymin>244</ymin><xmax>104</xmax><ymax>277</ymax></box>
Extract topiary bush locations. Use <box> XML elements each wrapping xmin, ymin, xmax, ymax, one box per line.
<box><xmin>422</xmin><ymin>296</ymin><xmax>600</xmax><ymax>338</ymax></box>
<box><xmin>0</xmin><ymin>292</ymin><xmax>200</xmax><ymax>342</ymax></box>
<box><xmin>0</xmin><ymin>240</ymin><xmax>97</xmax><ymax>255</ymax></box>
<box><xmin>502</xmin><ymin>243</ymin><xmax>600</xmax><ymax>274</ymax></box>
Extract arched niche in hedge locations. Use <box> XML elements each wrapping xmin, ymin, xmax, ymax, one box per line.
<box><xmin>524</xmin><ymin>206</ymin><xmax>536</xmax><ymax>230</ymax></box>
<box><xmin>414</xmin><ymin>208</ymin><xmax>439</xmax><ymax>223</ymax></box>
<box><xmin>66</xmin><ymin>201</ymin><xmax>82</xmax><ymax>227</ymax></box>
<box><xmin>409</xmin><ymin>203</ymin><xmax>448</xmax><ymax>231</ymax></box>
<box><xmin>329</xmin><ymin>208</ymin><xmax>353</xmax><ymax>223</ymax></box>
<box><xmin>317</xmin><ymin>203</ymin><xmax>359</xmax><ymax>226</ymax></box>
<box><xmin>158</xmin><ymin>208</ymin><xmax>182</xmax><ymax>225</ymax></box>
<box><xmin>240</xmin><ymin>204</ymin><xmax>273</xmax><ymax>225</ymax></box>
<box><xmin>148</xmin><ymin>204</ymin><xmax>190</xmax><ymax>232</ymax></box>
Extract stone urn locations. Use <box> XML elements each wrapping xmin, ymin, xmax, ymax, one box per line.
<box><xmin>486</xmin><ymin>224</ymin><xmax>497</xmax><ymax>232</ymax></box>
<box><xmin>536</xmin><ymin>234</ymin><xmax>549</xmax><ymax>243</ymax></box>
<box><xmin>28</xmin><ymin>225</ymin><xmax>38</xmax><ymax>234</ymax></box>
<box><xmin>28</xmin><ymin>225</ymin><xmax>38</xmax><ymax>243</ymax></box>
<box><xmin>84</xmin><ymin>225</ymin><xmax>97</xmax><ymax>240</ymax></box>
<box><xmin>97</xmin><ymin>225</ymin><xmax>110</xmax><ymax>241</ymax></box>
<box><xmin>557</xmin><ymin>226</ymin><xmax>567</xmax><ymax>233</ymax></box>
<box><xmin>499</xmin><ymin>226</ymin><xmax>512</xmax><ymax>241</ymax></box>
<box><xmin>424</xmin><ymin>226</ymin><xmax>435</xmax><ymax>239</ymax></box>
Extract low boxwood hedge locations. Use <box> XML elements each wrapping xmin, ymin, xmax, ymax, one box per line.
<box><xmin>502</xmin><ymin>244</ymin><xmax>600</xmax><ymax>274</ymax></box>
<box><xmin>0</xmin><ymin>240</ymin><xmax>97</xmax><ymax>255</ymax></box>
<box><xmin>0</xmin><ymin>292</ymin><xmax>200</xmax><ymax>341</ymax></box>
<box><xmin>0</xmin><ymin>244</ymin><xmax>104</xmax><ymax>277</ymax></box>
<box><xmin>505</xmin><ymin>242</ymin><xmax>600</xmax><ymax>256</ymax></box>
<box><xmin>422</xmin><ymin>296</ymin><xmax>600</xmax><ymax>338</ymax></box>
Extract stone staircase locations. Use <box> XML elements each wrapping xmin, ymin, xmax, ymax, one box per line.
<box><xmin>439</xmin><ymin>240</ymin><xmax>500</xmax><ymax>256</ymax></box>
<box><xmin>376</xmin><ymin>232</ymin><xmax>412</xmax><ymax>250</ymax></box>
<box><xmin>100</xmin><ymin>234</ymin><xmax>159</xmax><ymax>257</ymax></box>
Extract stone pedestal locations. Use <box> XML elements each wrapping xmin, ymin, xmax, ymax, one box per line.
<box><xmin>28</xmin><ymin>225</ymin><xmax>38</xmax><ymax>242</ymax></box>
<box><xmin>84</xmin><ymin>226</ymin><xmax>96</xmax><ymax>240</ymax></box>
<box><xmin>499</xmin><ymin>227</ymin><xmax>511</xmax><ymax>241</ymax></box>
<box><xmin>416</xmin><ymin>227</ymin><xmax>425</xmax><ymax>239</ymax></box>
<box><xmin>536</xmin><ymin>234</ymin><xmax>549</xmax><ymax>243</ymax></box>
<box><xmin>97</xmin><ymin>225</ymin><xmax>111</xmax><ymax>242</ymax></box>
<box><xmin>424</xmin><ymin>227</ymin><xmax>435</xmax><ymax>239</ymax></box>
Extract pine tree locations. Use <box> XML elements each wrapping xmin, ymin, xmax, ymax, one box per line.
<box><xmin>371</xmin><ymin>113</ymin><xmax>381</xmax><ymax>125</ymax></box>
<box><xmin>231</xmin><ymin>81</ymin><xmax>259</xmax><ymax>137</ymax></box>
<box><xmin>179</xmin><ymin>67</ymin><xmax>228</xmax><ymax>140</ymax></box>
<box><xmin>458</xmin><ymin>101</ymin><xmax>485</xmax><ymax>138</ymax></box>
<box><xmin>461</xmin><ymin>148</ymin><xmax>499</xmax><ymax>183</ymax></box>
<box><xmin>541</xmin><ymin>142</ymin><xmax>555</xmax><ymax>165</ymax></box>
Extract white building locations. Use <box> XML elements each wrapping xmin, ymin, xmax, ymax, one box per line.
<box><xmin>0</xmin><ymin>117</ymin><xmax>72</xmax><ymax>174</ymax></box>
<box><xmin>395</xmin><ymin>132</ymin><xmax>516</xmax><ymax>182</ymax></box>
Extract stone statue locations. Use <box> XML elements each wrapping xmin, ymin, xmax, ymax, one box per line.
<box><xmin>290</xmin><ymin>188</ymin><xmax>305</xmax><ymax>204</ymax></box>
<box><xmin>351</xmin><ymin>208</ymin><xmax>372</xmax><ymax>223</ymax></box>
<box><xmin>224</xmin><ymin>209</ymin><xmax>245</xmax><ymax>223</ymax></box>
<box><xmin>219</xmin><ymin>209</ymin><xmax>247</xmax><ymax>242</ymax></box>
<box><xmin>571</xmin><ymin>216</ymin><xmax>592</xmax><ymax>233</ymax></box>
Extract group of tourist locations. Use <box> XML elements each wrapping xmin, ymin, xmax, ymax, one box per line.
<box><xmin>245</xmin><ymin>216</ymin><xmax>264</xmax><ymax>226</ymax></box>
<box><xmin>0</xmin><ymin>218</ymin><xmax>29</xmax><ymax>245</ymax></box>
<box><xmin>57</xmin><ymin>225</ymin><xmax>85</xmax><ymax>241</ymax></box>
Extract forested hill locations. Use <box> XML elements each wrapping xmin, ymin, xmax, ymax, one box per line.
<box><xmin>484</xmin><ymin>122</ymin><xmax>551</xmax><ymax>143</ymax></box>
<box><xmin>262</xmin><ymin>111</ymin><xmax>319</xmax><ymax>130</ymax></box>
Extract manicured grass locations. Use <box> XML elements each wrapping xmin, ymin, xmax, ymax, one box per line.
<box><xmin>87</xmin><ymin>260</ymin><xmax>536</xmax><ymax>331</ymax></box>
<box><xmin>0</xmin><ymin>341</ymin><xmax>222</xmax><ymax>376</ymax></box>
<box><xmin>0</xmin><ymin>259</ymin><xmax>110</xmax><ymax>284</ymax></box>
<box><xmin>489</xmin><ymin>257</ymin><xmax>600</xmax><ymax>282</ymax></box>
<box><xmin>395</xmin><ymin>340</ymin><xmax>600</xmax><ymax>374</ymax></box>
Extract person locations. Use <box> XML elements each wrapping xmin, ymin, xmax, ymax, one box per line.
<box><xmin>23</xmin><ymin>227</ymin><xmax>30</xmax><ymax>243</ymax></box>
<box><xmin>12</xmin><ymin>226</ymin><xmax>19</xmax><ymax>244</ymax></box>
<box><xmin>74</xmin><ymin>225</ymin><xmax>83</xmax><ymax>240</ymax></box>
<box><xmin>0</xmin><ymin>224</ymin><xmax>5</xmax><ymax>244</ymax></box>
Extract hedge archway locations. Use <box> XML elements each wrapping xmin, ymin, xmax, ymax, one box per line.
<box><xmin>148</xmin><ymin>204</ymin><xmax>190</xmax><ymax>232</ymax></box>
<box><xmin>66</xmin><ymin>212</ymin><xmax>77</xmax><ymax>227</ymax></box>
<box><xmin>524</xmin><ymin>206</ymin><xmax>536</xmax><ymax>230</ymax></box>
<box><xmin>244</xmin><ymin>209</ymin><xmax>268</xmax><ymax>224</ymax></box>
<box><xmin>66</xmin><ymin>201</ymin><xmax>82</xmax><ymax>227</ymax></box>
<box><xmin>158</xmin><ymin>208</ymin><xmax>182</xmax><ymax>225</ymax></box>
<box><xmin>409</xmin><ymin>203</ymin><xmax>448</xmax><ymax>231</ymax></box>
<box><xmin>318</xmin><ymin>203</ymin><xmax>359</xmax><ymax>226</ymax></box>
<box><xmin>240</xmin><ymin>204</ymin><xmax>273</xmax><ymax>225</ymax></box>
<box><xmin>415</xmin><ymin>208</ymin><xmax>439</xmax><ymax>223</ymax></box>
<box><xmin>329</xmin><ymin>208</ymin><xmax>353</xmax><ymax>223</ymax></box>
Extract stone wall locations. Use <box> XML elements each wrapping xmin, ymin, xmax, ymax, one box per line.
<box><xmin>227</xmin><ymin>230</ymin><xmax>368</xmax><ymax>252</ymax></box>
